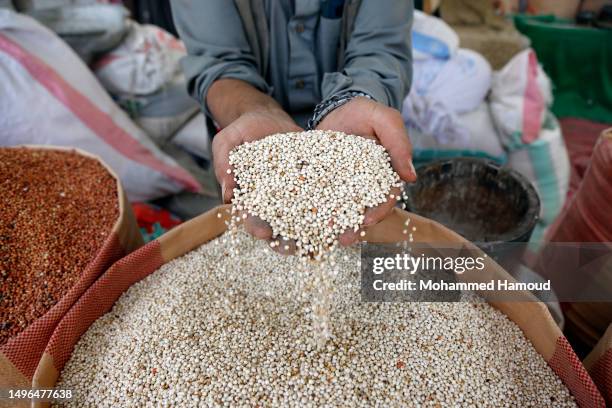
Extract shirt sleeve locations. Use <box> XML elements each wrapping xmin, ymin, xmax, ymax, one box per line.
<box><xmin>320</xmin><ymin>0</ymin><xmax>413</xmax><ymax>110</ymax></box>
<box><xmin>171</xmin><ymin>0</ymin><xmax>271</xmax><ymax>118</ymax></box>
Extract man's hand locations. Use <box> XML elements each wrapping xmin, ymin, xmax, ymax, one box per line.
<box><xmin>208</xmin><ymin>79</ymin><xmax>302</xmax><ymax>243</ymax></box>
<box><xmin>212</xmin><ymin>108</ymin><xmax>303</xmax><ymax>242</ymax></box>
<box><xmin>316</xmin><ymin>97</ymin><xmax>416</xmax><ymax>245</ymax></box>
<box><xmin>212</xmin><ymin>108</ymin><xmax>302</xmax><ymax>202</ymax></box>
<box><xmin>208</xmin><ymin>79</ymin><xmax>303</xmax><ymax>202</ymax></box>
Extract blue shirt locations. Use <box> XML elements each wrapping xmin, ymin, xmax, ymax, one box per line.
<box><xmin>172</xmin><ymin>0</ymin><xmax>413</xmax><ymax>127</ymax></box>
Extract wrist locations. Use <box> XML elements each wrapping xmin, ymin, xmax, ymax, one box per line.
<box><xmin>308</xmin><ymin>91</ymin><xmax>373</xmax><ymax>130</ymax></box>
<box><xmin>208</xmin><ymin>79</ymin><xmax>284</xmax><ymax>127</ymax></box>
<box><xmin>245</xmin><ymin>104</ymin><xmax>288</xmax><ymax>118</ymax></box>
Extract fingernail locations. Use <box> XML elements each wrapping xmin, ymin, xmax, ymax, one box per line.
<box><xmin>221</xmin><ymin>182</ymin><xmax>227</xmax><ymax>203</ymax></box>
<box><xmin>409</xmin><ymin>161</ymin><xmax>416</xmax><ymax>177</ymax></box>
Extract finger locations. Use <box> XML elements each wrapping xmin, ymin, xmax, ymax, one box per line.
<box><xmin>317</xmin><ymin>118</ymin><xmax>377</xmax><ymax>141</ymax></box>
<box><xmin>212</xmin><ymin>127</ymin><xmax>241</xmax><ymax>203</ymax></box>
<box><xmin>244</xmin><ymin>215</ymin><xmax>273</xmax><ymax>240</ymax></box>
<box><xmin>315</xmin><ymin>98</ymin><xmax>378</xmax><ymax>140</ymax></box>
<box><xmin>338</xmin><ymin>228</ymin><xmax>359</xmax><ymax>247</ymax></box>
<box><xmin>270</xmin><ymin>237</ymin><xmax>297</xmax><ymax>255</ymax></box>
<box><xmin>371</xmin><ymin>106</ymin><xmax>417</xmax><ymax>183</ymax></box>
<box><xmin>363</xmin><ymin>187</ymin><xmax>401</xmax><ymax>227</ymax></box>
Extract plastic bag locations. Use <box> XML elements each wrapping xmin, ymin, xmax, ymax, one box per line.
<box><xmin>403</xmin><ymin>49</ymin><xmax>492</xmax><ymax>145</ymax></box>
<box><xmin>25</xmin><ymin>4</ymin><xmax>128</xmax><ymax>63</ymax></box>
<box><xmin>93</xmin><ymin>20</ymin><xmax>199</xmax><ymax>142</ymax></box>
<box><xmin>412</xmin><ymin>10</ymin><xmax>459</xmax><ymax>60</ymax></box>
<box><xmin>93</xmin><ymin>20</ymin><xmax>185</xmax><ymax>96</ymax></box>
<box><xmin>172</xmin><ymin>114</ymin><xmax>212</xmax><ymax>161</ymax></box>
<box><xmin>490</xmin><ymin>49</ymin><xmax>553</xmax><ymax>146</ymax></box>
<box><xmin>408</xmin><ymin>103</ymin><xmax>506</xmax><ymax>164</ymax></box>
<box><xmin>115</xmin><ymin>74</ymin><xmax>199</xmax><ymax>143</ymax></box>
<box><xmin>505</xmin><ymin>112</ymin><xmax>570</xmax><ymax>243</ymax></box>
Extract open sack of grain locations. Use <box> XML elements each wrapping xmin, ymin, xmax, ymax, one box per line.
<box><xmin>0</xmin><ymin>146</ymin><xmax>143</xmax><ymax>399</ymax></box>
<box><xmin>18</xmin><ymin>204</ymin><xmax>602</xmax><ymax>407</ymax></box>
<box><xmin>585</xmin><ymin>323</ymin><xmax>612</xmax><ymax>406</ymax></box>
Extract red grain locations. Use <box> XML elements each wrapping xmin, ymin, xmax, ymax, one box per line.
<box><xmin>0</xmin><ymin>148</ymin><xmax>118</xmax><ymax>344</ymax></box>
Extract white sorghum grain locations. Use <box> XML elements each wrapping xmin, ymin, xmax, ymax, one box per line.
<box><xmin>228</xmin><ymin>130</ymin><xmax>402</xmax><ymax>258</ymax></box>
<box><xmin>228</xmin><ymin>130</ymin><xmax>401</xmax><ymax>346</ymax></box>
<box><xmin>54</xmin><ymin>229</ymin><xmax>576</xmax><ymax>408</ymax></box>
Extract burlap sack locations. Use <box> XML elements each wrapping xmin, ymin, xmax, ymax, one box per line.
<box><xmin>584</xmin><ymin>324</ymin><xmax>612</xmax><ymax>406</ymax></box>
<box><xmin>439</xmin><ymin>0</ymin><xmax>507</xmax><ymax>28</ymax></box>
<box><xmin>29</xmin><ymin>206</ymin><xmax>605</xmax><ymax>407</ymax></box>
<box><xmin>0</xmin><ymin>146</ymin><xmax>143</xmax><ymax>405</ymax></box>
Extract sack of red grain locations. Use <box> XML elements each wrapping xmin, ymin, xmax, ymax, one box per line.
<box><xmin>0</xmin><ymin>146</ymin><xmax>143</xmax><ymax>400</ymax></box>
<box><xmin>584</xmin><ymin>324</ymin><xmax>612</xmax><ymax>406</ymax></box>
<box><xmin>20</xmin><ymin>206</ymin><xmax>606</xmax><ymax>407</ymax></box>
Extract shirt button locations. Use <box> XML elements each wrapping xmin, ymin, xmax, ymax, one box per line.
<box><xmin>295</xmin><ymin>79</ymin><xmax>305</xmax><ymax>89</ymax></box>
<box><xmin>295</xmin><ymin>23</ymin><xmax>305</xmax><ymax>33</ymax></box>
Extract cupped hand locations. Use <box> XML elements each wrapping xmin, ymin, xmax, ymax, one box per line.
<box><xmin>316</xmin><ymin>97</ymin><xmax>417</xmax><ymax>246</ymax></box>
<box><xmin>213</xmin><ymin>108</ymin><xmax>302</xmax><ymax>248</ymax></box>
<box><xmin>213</xmin><ymin>108</ymin><xmax>303</xmax><ymax>203</ymax></box>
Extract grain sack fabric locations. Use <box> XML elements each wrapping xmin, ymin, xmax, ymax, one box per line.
<box><xmin>403</xmin><ymin>49</ymin><xmax>493</xmax><ymax>148</ymax></box>
<box><xmin>28</xmin><ymin>206</ymin><xmax>605</xmax><ymax>408</ymax></box>
<box><xmin>411</xmin><ymin>10</ymin><xmax>459</xmax><ymax>60</ymax></box>
<box><xmin>506</xmin><ymin>112</ymin><xmax>570</xmax><ymax>244</ymax></box>
<box><xmin>0</xmin><ymin>146</ymin><xmax>144</xmax><ymax>401</ymax></box>
<box><xmin>490</xmin><ymin>48</ymin><xmax>553</xmax><ymax>146</ymax></box>
<box><xmin>540</xmin><ymin>129</ymin><xmax>612</xmax><ymax>352</ymax></box>
<box><xmin>407</xmin><ymin>102</ymin><xmax>506</xmax><ymax>165</ymax></box>
<box><xmin>0</xmin><ymin>9</ymin><xmax>202</xmax><ymax>202</ymax></box>
<box><xmin>584</xmin><ymin>324</ymin><xmax>612</xmax><ymax>406</ymax></box>
<box><xmin>92</xmin><ymin>20</ymin><xmax>200</xmax><ymax>144</ymax></box>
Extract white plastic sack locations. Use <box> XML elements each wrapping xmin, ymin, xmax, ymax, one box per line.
<box><xmin>172</xmin><ymin>114</ymin><xmax>211</xmax><ymax>161</ymax></box>
<box><xmin>403</xmin><ymin>49</ymin><xmax>492</xmax><ymax>145</ymax></box>
<box><xmin>0</xmin><ymin>10</ymin><xmax>201</xmax><ymax>202</ymax></box>
<box><xmin>94</xmin><ymin>20</ymin><xmax>185</xmax><ymax>96</ymax></box>
<box><xmin>408</xmin><ymin>103</ymin><xmax>506</xmax><ymax>164</ymax></box>
<box><xmin>490</xmin><ymin>49</ymin><xmax>553</xmax><ymax>146</ymax></box>
<box><xmin>412</xmin><ymin>10</ymin><xmax>459</xmax><ymax>60</ymax></box>
<box><xmin>115</xmin><ymin>74</ymin><xmax>199</xmax><ymax>143</ymax></box>
<box><xmin>93</xmin><ymin>21</ymin><xmax>199</xmax><ymax>142</ymax></box>
<box><xmin>26</xmin><ymin>4</ymin><xmax>128</xmax><ymax>63</ymax></box>
<box><xmin>506</xmin><ymin>112</ymin><xmax>569</xmax><ymax>234</ymax></box>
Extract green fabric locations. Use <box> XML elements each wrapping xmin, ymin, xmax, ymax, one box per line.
<box><xmin>413</xmin><ymin>149</ymin><xmax>507</xmax><ymax>165</ymax></box>
<box><xmin>513</xmin><ymin>14</ymin><xmax>612</xmax><ymax>123</ymax></box>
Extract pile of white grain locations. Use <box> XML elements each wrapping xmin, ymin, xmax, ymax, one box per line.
<box><xmin>55</xmin><ymin>131</ymin><xmax>576</xmax><ymax>406</ymax></box>
<box><xmin>54</xmin><ymin>229</ymin><xmax>576</xmax><ymax>407</ymax></box>
<box><xmin>228</xmin><ymin>130</ymin><xmax>405</xmax><ymax>345</ymax></box>
<box><xmin>228</xmin><ymin>130</ymin><xmax>402</xmax><ymax>258</ymax></box>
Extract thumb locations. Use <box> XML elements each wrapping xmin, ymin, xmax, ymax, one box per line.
<box><xmin>220</xmin><ymin>177</ymin><xmax>236</xmax><ymax>203</ymax></box>
<box><xmin>372</xmin><ymin>107</ymin><xmax>417</xmax><ymax>182</ymax></box>
<box><xmin>221</xmin><ymin>181</ymin><xmax>229</xmax><ymax>203</ymax></box>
